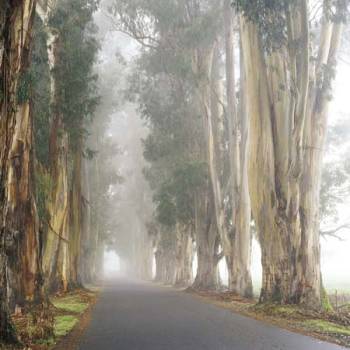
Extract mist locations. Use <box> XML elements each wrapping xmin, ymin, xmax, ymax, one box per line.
<box><xmin>1</xmin><ymin>0</ymin><xmax>350</xmax><ymax>349</ymax></box>
<box><xmin>95</xmin><ymin>2</ymin><xmax>350</xmax><ymax>292</ymax></box>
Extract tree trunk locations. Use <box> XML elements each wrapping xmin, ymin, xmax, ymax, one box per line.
<box><xmin>154</xmin><ymin>249</ymin><xmax>165</xmax><ymax>282</ymax></box>
<box><xmin>37</xmin><ymin>0</ymin><xmax>71</xmax><ymax>293</ymax></box>
<box><xmin>42</xmin><ymin>127</ymin><xmax>69</xmax><ymax>292</ymax></box>
<box><xmin>164</xmin><ymin>250</ymin><xmax>176</xmax><ymax>285</ymax></box>
<box><xmin>174</xmin><ymin>224</ymin><xmax>193</xmax><ymax>286</ymax></box>
<box><xmin>139</xmin><ymin>233</ymin><xmax>154</xmax><ymax>280</ymax></box>
<box><xmin>240</xmin><ymin>17</ymin><xmax>313</xmax><ymax>305</ymax></box>
<box><xmin>80</xmin><ymin>157</ymin><xmax>92</xmax><ymax>284</ymax></box>
<box><xmin>192</xmin><ymin>191</ymin><xmax>220</xmax><ymax>290</ymax></box>
<box><xmin>68</xmin><ymin>140</ymin><xmax>83</xmax><ymax>288</ymax></box>
<box><xmin>155</xmin><ymin>247</ymin><xmax>175</xmax><ymax>284</ymax></box>
<box><xmin>0</xmin><ymin>244</ymin><xmax>16</xmax><ymax>344</ymax></box>
<box><xmin>189</xmin><ymin>43</ymin><xmax>221</xmax><ymax>291</ymax></box>
<box><xmin>224</xmin><ymin>3</ymin><xmax>252</xmax><ymax>296</ymax></box>
<box><xmin>239</xmin><ymin>2</ymin><xmax>343</xmax><ymax>306</ymax></box>
<box><xmin>86</xmin><ymin>131</ymin><xmax>102</xmax><ymax>283</ymax></box>
<box><xmin>0</xmin><ymin>0</ymin><xmax>40</xmax><ymax>342</ymax></box>
<box><xmin>300</xmin><ymin>14</ymin><xmax>343</xmax><ymax>306</ymax></box>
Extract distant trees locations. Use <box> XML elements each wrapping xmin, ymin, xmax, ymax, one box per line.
<box><xmin>111</xmin><ymin>0</ymin><xmax>254</xmax><ymax>292</ymax></box>
<box><xmin>115</xmin><ymin>0</ymin><xmax>226</xmax><ymax>289</ymax></box>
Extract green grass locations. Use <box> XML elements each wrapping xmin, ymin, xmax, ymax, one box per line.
<box><xmin>54</xmin><ymin>315</ymin><xmax>78</xmax><ymax>337</ymax></box>
<box><xmin>252</xmin><ymin>303</ymin><xmax>299</xmax><ymax>317</ymax></box>
<box><xmin>35</xmin><ymin>337</ymin><xmax>55</xmax><ymax>346</ymax></box>
<box><xmin>303</xmin><ymin>319</ymin><xmax>350</xmax><ymax>336</ymax></box>
<box><xmin>52</xmin><ymin>295</ymin><xmax>88</xmax><ymax>314</ymax></box>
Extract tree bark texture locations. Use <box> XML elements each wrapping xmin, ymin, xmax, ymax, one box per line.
<box><xmin>239</xmin><ymin>1</ymin><xmax>343</xmax><ymax>307</ymax></box>
<box><xmin>174</xmin><ymin>224</ymin><xmax>193</xmax><ymax>286</ymax></box>
<box><xmin>37</xmin><ymin>0</ymin><xmax>70</xmax><ymax>293</ymax></box>
<box><xmin>223</xmin><ymin>0</ymin><xmax>252</xmax><ymax>297</ymax></box>
<box><xmin>68</xmin><ymin>140</ymin><xmax>83</xmax><ymax>288</ymax></box>
<box><xmin>192</xmin><ymin>191</ymin><xmax>221</xmax><ymax>290</ymax></box>
<box><xmin>0</xmin><ymin>0</ymin><xmax>39</xmax><ymax>342</ymax></box>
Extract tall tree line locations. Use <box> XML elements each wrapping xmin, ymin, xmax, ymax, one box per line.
<box><xmin>113</xmin><ymin>0</ymin><xmax>348</xmax><ymax>307</ymax></box>
<box><xmin>0</xmin><ymin>0</ymin><xmax>349</xmax><ymax>346</ymax></box>
<box><xmin>0</xmin><ymin>0</ymin><xmax>113</xmax><ymax>344</ymax></box>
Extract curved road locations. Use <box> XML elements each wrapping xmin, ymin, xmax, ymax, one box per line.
<box><xmin>78</xmin><ymin>278</ymin><xmax>346</xmax><ymax>350</ymax></box>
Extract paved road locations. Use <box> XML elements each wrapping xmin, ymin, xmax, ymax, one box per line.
<box><xmin>78</xmin><ymin>278</ymin><xmax>346</xmax><ymax>350</ymax></box>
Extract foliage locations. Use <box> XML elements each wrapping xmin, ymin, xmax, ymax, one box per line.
<box><xmin>234</xmin><ymin>0</ymin><xmax>349</xmax><ymax>51</ymax></box>
<box><xmin>84</xmin><ymin>148</ymin><xmax>99</xmax><ymax>160</ymax></box>
<box><xmin>31</xmin><ymin>18</ymin><xmax>53</xmax><ymax>224</ymax></box>
<box><xmin>154</xmin><ymin>162</ymin><xmax>207</xmax><ymax>227</ymax></box>
<box><xmin>233</xmin><ymin>0</ymin><xmax>295</xmax><ymax>50</ymax></box>
<box><xmin>31</xmin><ymin>17</ymin><xmax>51</xmax><ymax>168</ymax></box>
<box><xmin>117</xmin><ymin>0</ymin><xmax>220</xmax><ymax>246</ymax></box>
<box><xmin>325</xmin><ymin>0</ymin><xmax>350</xmax><ymax>23</ymax></box>
<box><xmin>48</xmin><ymin>0</ymin><xmax>100</xmax><ymax>150</ymax></box>
<box><xmin>16</xmin><ymin>71</ymin><xmax>34</xmax><ymax>104</ymax></box>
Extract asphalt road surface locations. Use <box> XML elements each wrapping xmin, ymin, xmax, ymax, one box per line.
<box><xmin>78</xmin><ymin>277</ymin><xmax>346</xmax><ymax>350</ymax></box>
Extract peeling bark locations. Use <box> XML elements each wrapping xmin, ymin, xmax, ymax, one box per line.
<box><xmin>80</xmin><ymin>158</ymin><xmax>92</xmax><ymax>284</ymax></box>
<box><xmin>37</xmin><ymin>0</ymin><xmax>70</xmax><ymax>293</ymax></box>
<box><xmin>192</xmin><ymin>192</ymin><xmax>220</xmax><ymax>290</ymax></box>
<box><xmin>239</xmin><ymin>1</ymin><xmax>343</xmax><ymax>307</ymax></box>
<box><xmin>223</xmin><ymin>0</ymin><xmax>252</xmax><ymax>297</ymax></box>
<box><xmin>0</xmin><ymin>0</ymin><xmax>40</xmax><ymax>342</ymax></box>
<box><xmin>68</xmin><ymin>140</ymin><xmax>83</xmax><ymax>288</ymax></box>
<box><xmin>189</xmin><ymin>43</ymin><xmax>222</xmax><ymax>291</ymax></box>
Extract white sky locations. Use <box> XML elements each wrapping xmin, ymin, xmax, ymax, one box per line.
<box><xmin>104</xmin><ymin>250</ymin><xmax>120</xmax><ymax>274</ymax></box>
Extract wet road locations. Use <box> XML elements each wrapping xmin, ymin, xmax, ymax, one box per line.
<box><xmin>78</xmin><ymin>278</ymin><xmax>346</xmax><ymax>350</ymax></box>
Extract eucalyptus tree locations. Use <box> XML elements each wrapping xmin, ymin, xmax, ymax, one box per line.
<box><xmin>0</xmin><ymin>0</ymin><xmax>41</xmax><ymax>343</ymax></box>
<box><xmin>236</xmin><ymin>0</ymin><xmax>347</xmax><ymax>306</ymax></box>
<box><xmin>35</xmin><ymin>0</ymin><xmax>71</xmax><ymax>292</ymax></box>
<box><xmin>218</xmin><ymin>0</ymin><xmax>253</xmax><ymax>297</ymax></box>
<box><xmin>32</xmin><ymin>0</ymin><xmax>99</xmax><ymax>291</ymax></box>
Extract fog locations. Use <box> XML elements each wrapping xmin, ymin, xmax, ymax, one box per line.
<box><xmin>72</xmin><ymin>2</ymin><xmax>350</xmax><ymax>310</ymax></box>
<box><xmin>3</xmin><ymin>1</ymin><xmax>350</xmax><ymax>348</ymax></box>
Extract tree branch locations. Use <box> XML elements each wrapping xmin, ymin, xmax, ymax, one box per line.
<box><xmin>321</xmin><ymin>223</ymin><xmax>350</xmax><ymax>240</ymax></box>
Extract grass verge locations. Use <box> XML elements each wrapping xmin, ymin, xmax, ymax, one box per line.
<box><xmin>11</xmin><ymin>289</ymin><xmax>97</xmax><ymax>350</ymax></box>
<box><xmin>187</xmin><ymin>290</ymin><xmax>350</xmax><ymax>348</ymax></box>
